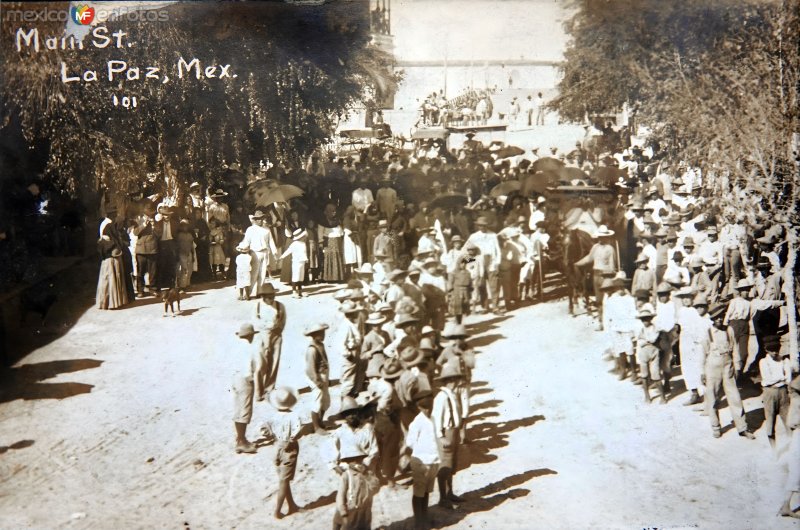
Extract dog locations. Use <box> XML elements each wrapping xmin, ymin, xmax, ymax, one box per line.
<box><xmin>160</xmin><ymin>288</ymin><xmax>181</xmax><ymax>317</ymax></box>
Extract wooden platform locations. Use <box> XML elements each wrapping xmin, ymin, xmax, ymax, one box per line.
<box><xmin>447</xmin><ymin>123</ymin><xmax>508</xmax><ymax>133</ymax></box>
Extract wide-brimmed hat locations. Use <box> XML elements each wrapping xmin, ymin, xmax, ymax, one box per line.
<box><xmin>706</xmin><ymin>225</ymin><xmax>718</xmax><ymax>235</ymax></box>
<box><xmin>709</xmin><ymin>303</ymin><xmax>727</xmax><ymax>320</ymax></box>
<box><xmin>656</xmin><ymin>282</ymin><xmax>672</xmax><ymax>294</ymax></box>
<box><xmin>209</xmin><ymin>188</ymin><xmax>228</xmax><ymax>198</ymax></box>
<box><xmin>593</xmin><ymin>225</ymin><xmax>615</xmax><ymax>238</ymax></box>
<box><xmin>637</xmin><ymin>303</ymin><xmax>655</xmax><ymax>319</ymax></box>
<box><xmin>338</xmin><ymin>396</ymin><xmax>364</xmax><ymax>417</ymax></box>
<box><xmin>674</xmin><ymin>286</ymin><xmax>694</xmax><ymax>298</ymax></box>
<box><xmin>693</xmin><ymin>294</ymin><xmax>709</xmax><ymax>307</ymax></box>
<box><xmin>380</xmin><ymin>358</ymin><xmax>404</xmax><ymax>380</ymax></box>
<box><xmin>388</xmin><ymin>268</ymin><xmax>408</xmax><ymax>281</ymax></box>
<box><xmin>378</xmin><ymin>219</ymin><xmax>389</xmax><ymax>228</ymax></box>
<box><xmin>365</xmin><ymin>355</ymin><xmax>385</xmax><ymax>378</ymax></box>
<box><xmin>422</xmin><ymin>258</ymin><xmax>439</xmax><ymax>269</ymax></box>
<box><xmin>755</xmin><ymin>256</ymin><xmax>772</xmax><ymax>269</ymax></box>
<box><xmin>292</xmin><ymin>229</ymin><xmax>307</xmax><ymax>241</ymax></box>
<box><xmin>375</xmin><ymin>302</ymin><xmax>393</xmax><ymax>314</ymax></box>
<box><xmin>600</xmin><ymin>277</ymin><xmax>616</xmax><ymax>291</ymax></box>
<box><xmin>394</xmin><ymin>313</ymin><xmax>419</xmax><ymax>327</ymax></box>
<box><xmin>355</xmin><ymin>263</ymin><xmax>374</xmax><ymax>275</ymax></box>
<box><xmin>663</xmin><ymin>214</ymin><xmax>681</xmax><ymax>226</ymax></box>
<box><xmin>399</xmin><ymin>346</ymin><xmax>426</xmax><ymax>368</ymax></box>
<box><xmin>236</xmin><ymin>323</ymin><xmax>258</xmax><ymax>337</ymax></box>
<box><xmin>420</xmin><ymin>325</ymin><xmax>435</xmax><ymax>336</ymax></box>
<box><xmin>365</xmin><ymin>312</ymin><xmax>387</xmax><ymax>325</ymax></box>
<box><xmin>333</xmin><ymin>288</ymin><xmax>353</xmax><ymax>302</ymax></box>
<box><xmin>303</xmin><ymin>323</ymin><xmax>329</xmax><ymax>336</ymax></box>
<box><xmin>435</xmin><ymin>359</ymin><xmax>464</xmax><ymax>381</ymax></box>
<box><xmin>666</xmin><ymin>229</ymin><xmax>678</xmax><ymax>241</ymax></box>
<box><xmin>653</xmin><ymin>227</ymin><xmax>668</xmax><ymax>239</ymax></box>
<box><xmin>682</xmin><ymin>236</ymin><xmax>695</xmax><ymax>247</ymax></box>
<box><xmin>236</xmin><ymin>243</ymin><xmax>250</xmax><ymax>252</ymax></box>
<box><xmin>251</xmin><ymin>210</ymin><xmax>266</xmax><ymax>219</ymax></box>
<box><xmin>634</xmin><ymin>252</ymin><xmax>649</xmax><ymax>264</ymax></box>
<box><xmin>269</xmin><ymin>386</ymin><xmax>298</xmax><ymax>411</ymax></box>
<box><xmin>450</xmin><ymin>235</ymin><xmax>463</xmax><ymax>244</ymax></box>
<box><xmin>189</xmin><ymin>181</ymin><xmax>201</xmax><ymax>189</ymax></box>
<box><xmin>340</xmin><ymin>300</ymin><xmax>362</xmax><ymax>315</ymax></box>
<box><xmin>736</xmin><ymin>278</ymin><xmax>754</xmax><ymax>290</ymax></box>
<box><xmin>442</xmin><ymin>322</ymin><xmax>468</xmax><ymax>338</ymax></box>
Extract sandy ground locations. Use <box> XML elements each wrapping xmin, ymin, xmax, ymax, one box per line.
<box><xmin>0</xmin><ymin>270</ymin><xmax>798</xmax><ymax>530</ymax></box>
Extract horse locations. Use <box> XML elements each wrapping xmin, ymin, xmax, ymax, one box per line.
<box><xmin>562</xmin><ymin>228</ymin><xmax>595</xmax><ymax>316</ymax></box>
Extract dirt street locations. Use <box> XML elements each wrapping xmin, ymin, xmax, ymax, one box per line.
<box><xmin>0</xmin><ymin>275</ymin><xmax>797</xmax><ymax>529</ymax></box>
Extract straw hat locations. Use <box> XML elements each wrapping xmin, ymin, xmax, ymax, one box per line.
<box><xmin>693</xmin><ymin>294</ymin><xmax>709</xmax><ymax>307</ymax></box>
<box><xmin>380</xmin><ymin>358</ymin><xmax>404</xmax><ymax>380</ymax></box>
<box><xmin>637</xmin><ymin>303</ymin><xmax>655</xmax><ymax>319</ymax></box>
<box><xmin>394</xmin><ymin>313</ymin><xmax>419</xmax><ymax>327</ymax></box>
<box><xmin>269</xmin><ymin>386</ymin><xmax>298</xmax><ymax>412</ymax></box>
<box><xmin>419</xmin><ymin>338</ymin><xmax>436</xmax><ymax>351</ymax></box>
<box><xmin>435</xmin><ymin>359</ymin><xmax>464</xmax><ymax>381</ymax></box>
<box><xmin>399</xmin><ymin>346</ymin><xmax>426</xmax><ymax>368</ymax></box>
<box><xmin>303</xmin><ymin>323</ymin><xmax>329</xmax><ymax>336</ymax></box>
<box><xmin>420</xmin><ymin>325</ymin><xmax>435</xmax><ymax>336</ymax></box>
<box><xmin>340</xmin><ymin>300</ymin><xmax>362</xmax><ymax>315</ymax></box>
<box><xmin>682</xmin><ymin>236</ymin><xmax>695</xmax><ymax>248</ymax></box>
<box><xmin>593</xmin><ymin>225</ymin><xmax>615</xmax><ymax>238</ymax></box>
<box><xmin>365</xmin><ymin>312</ymin><xmax>387</xmax><ymax>325</ymax></box>
<box><xmin>355</xmin><ymin>263</ymin><xmax>374</xmax><ymax>275</ymax></box>
<box><xmin>236</xmin><ymin>323</ymin><xmax>258</xmax><ymax>337</ymax></box>
<box><xmin>656</xmin><ymin>282</ymin><xmax>672</xmax><ymax>294</ymax></box>
<box><xmin>292</xmin><ymin>228</ymin><xmax>307</xmax><ymax>241</ymax></box>
<box><xmin>600</xmin><ymin>277</ymin><xmax>616</xmax><ymax>291</ymax></box>
<box><xmin>251</xmin><ymin>210</ymin><xmax>266</xmax><ymax>219</ymax></box>
<box><xmin>189</xmin><ymin>181</ymin><xmax>201</xmax><ymax>189</ymax></box>
<box><xmin>736</xmin><ymin>278</ymin><xmax>754</xmax><ymax>290</ymax></box>
<box><xmin>674</xmin><ymin>286</ymin><xmax>694</xmax><ymax>298</ymax></box>
<box><xmin>388</xmin><ymin>268</ymin><xmax>409</xmax><ymax>281</ymax></box>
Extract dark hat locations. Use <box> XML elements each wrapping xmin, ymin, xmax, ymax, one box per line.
<box><xmin>210</xmin><ymin>188</ymin><xmax>228</xmax><ymax>198</ymax></box>
<box><xmin>259</xmin><ymin>283</ymin><xmax>276</xmax><ymax>296</ymax></box>
<box><xmin>763</xmin><ymin>335</ymin><xmax>781</xmax><ymax>352</ymax></box>
<box><xmin>236</xmin><ymin>323</ymin><xmax>258</xmax><ymax>337</ymax></box>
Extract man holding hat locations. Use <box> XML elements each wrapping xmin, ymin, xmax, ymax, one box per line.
<box><xmin>575</xmin><ymin>225</ymin><xmax>618</xmax><ymax>330</ymax></box>
<box><xmin>304</xmin><ymin>322</ymin><xmax>331</xmax><ymax>434</ymax></box>
<box><xmin>231</xmin><ymin>323</ymin><xmax>263</xmax><ymax>454</ymax></box>
<box><xmin>702</xmin><ymin>304</ymin><xmax>755</xmax><ymax>439</ymax></box>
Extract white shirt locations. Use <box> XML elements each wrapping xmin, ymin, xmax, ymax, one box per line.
<box><xmin>654</xmin><ymin>300</ymin><xmax>678</xmax><ymax>332</ymax></box>
<box><xmin>465</xmin><ymin>231</ymin><xmax>501</xmax><ymax>272</ymax></box>
<box><xmin>406</xmin><ymin>413</ymin><xmax>440</xmax><ymax>465</ymax></box>
<box><xmin>241</xmin><ymin>224</ymin><xmax>276</xmax><ymax>254</ymax></box>
<box><xmin>432</xmin><ymin>387</ymin><xmax>462</xmax><ymax>437</ymax></box>
<box><xmin>351</xmin><ymin>188</ymin><xmax>374</xmax><ymax>214</ymax></box>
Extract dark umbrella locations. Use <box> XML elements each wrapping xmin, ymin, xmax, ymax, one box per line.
<box><xmin>494</xmin><ymin>145</ymin><xmax>525</xmax><ymax>159</ymax></box>
<box><xmin>531</xmin><ymin>157</ymin><xmax>564</xmax><ymax>173</ymax></box>
<box><xmin>591</xmin><ymin>166</ymin><xmax>624</xmax><ymax>185</ymax></box>
<box><xmin>558</xmin><ymin>166</ymin><xmax>589</xmax><ymax>182</ymax></box>
<box><xmin>490</xmin><ymin>180</ymin><xmax>522</xmax><ymax>198</ymax></box>
<box><xmin>521</xmin><ymin>170</ymin><xmax>560</xmax><ymax>196</ymax></box>
<box><xmin>430</xmin><ymin>193</ymin><xmax>469</xmax><ymax>210</ymax></box>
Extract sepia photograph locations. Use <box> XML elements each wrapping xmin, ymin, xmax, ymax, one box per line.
<box><xmin>0</xmin><ymin>0</ymin><xmax>799</xmax><ymax>528</ymax></box>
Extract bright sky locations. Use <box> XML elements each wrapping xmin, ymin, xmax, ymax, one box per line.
<box><xmin>390</xmin><ymin>0</ymin><xmax>571</xmax><ymax>62</ymax></box>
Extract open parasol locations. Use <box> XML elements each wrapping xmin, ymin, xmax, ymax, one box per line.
<box><xmin>522</xmin><ymin>170</ymin><xmax>560</xmax><ymax>196</ymax></box>
<box><xmin>490</xmin><ymin>180</ymin><xmax>522</xmax><ymax>198</ymax></box>
<box><xmin>591</xmin><ymin>166</ymin><xmax>625</xmax><ymax>186</ymax></box>
<box><xmin>493</xmin><ymin>145</ymin><xmax>525</xmax><ymax>159</ymax></box>
<box><xmin>558</xmin><ymin>166</ymin><xmax>589</xmax><ymax>182</ymax></box>
<box><xmin>245</xmin><ymin>180</ymin><xmax>304</xmax><ymax>207</ymax></box>
<box><xmin>430</xmin><ymin>193</ymin><xmax>469</xmax><ymax>210</ymax></box>
<box><xmin>531</xmin><ymin>157</ymin><xmax>564</xmax><ymax>173</ymax></box>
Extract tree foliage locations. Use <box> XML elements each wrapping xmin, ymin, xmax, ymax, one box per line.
<box><xmin>554</xmin><ymin>0</ymin><xmax>799</xmax><ymax>216</ymax></box>
<box><xmin>1</xmin><ymin>1</ymin><xmax>396</xmax><ymax>204</ymax></box>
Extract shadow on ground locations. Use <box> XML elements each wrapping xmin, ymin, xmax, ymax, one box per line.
<box><xmin>0</xmin><ymin>358</ymin><xmax>103</xmax><ymax>403</ymax></box>
<box><xmin>381</xmin><ymin>468</ymin><xmax>558</xmax><ymax>530</ymax></box>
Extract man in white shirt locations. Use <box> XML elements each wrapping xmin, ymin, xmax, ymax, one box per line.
<box><xmin>406</xmin><ymin>392</ymin><xmax>440</xmax><ymax>527</ymax></box>
<box><xmin>432</xmin><ymin>361</ymin><xmax>464</xmax><ymax>509</ymax></box>
<box><xmin>240</xmin><ymin>210</ymin><xmax>277</xmax><ymax>299</ymax></box>
<box><xmin>465</xmin><ymin>217</ymin><xmax>501</xmax><ymax>314</ymax></box>
<box><xmin>534</xmin><ymin>92</ymin><xmax>545</xmax><ymax>125</ymax></box>
<box><xmin>759</xmin><ymin>336</ymin><xmax>792</xmax><ymax>446</ymax></box>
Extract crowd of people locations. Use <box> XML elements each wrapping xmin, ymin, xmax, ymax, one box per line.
<box><xmin>90</xmin><ymin>123</ymin><xmax>800</xmax><ymax>523</ymax></box>
<box><xmin>418</xmin><ymin>89</ymin><xmax>547</xmax><ymax>129</ymax></box>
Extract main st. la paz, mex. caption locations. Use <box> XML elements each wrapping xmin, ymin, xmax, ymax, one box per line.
<box><xmin>14</xmin><ymin>26</ymin><xmax>237</xmax><ymax>87</ymax></box>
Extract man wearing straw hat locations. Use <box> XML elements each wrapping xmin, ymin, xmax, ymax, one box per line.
<box><xmin>305</xmin><ymin>322</ymin><xmax>331</xmax><ymax>434</ymax></box>
<box><xmin>254</xmin><ymin>283</ymin><xmax>286</xmax><ymax>397</ymax></box>
<box><xmin>432</xmin><ymin>359</ymin><xmax>465</xmax><ymax>509</ymax></box>
<box><xmin>340</xmin><ymin>300</ymin><xmax>365</xmax><ymax>401</ymax></box>
<box><xmin>240</xmin><ymin>209</ymin><xmax>278</xmax><ymax>299</ymax></box>
<box><xmin>231</xmin><ymin>323</ymin><xmax>263</xmax><ymax>454</ymax></box>
<box><xmin>575</xmin><ymin>224</ymin><xmax>618</xmax><ymax>331</ymax></box>
<box><xmin>260</xmin><ymin>386</ymin><xmax>302</xmax><ymax>519</ymax></box>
